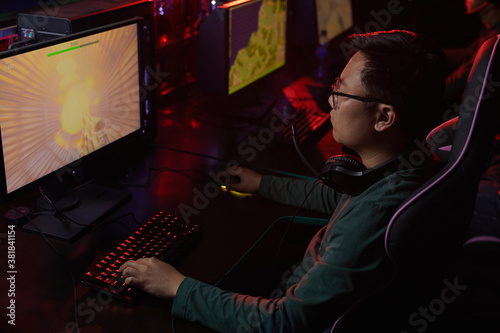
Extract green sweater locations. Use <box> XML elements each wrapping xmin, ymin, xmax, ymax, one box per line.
<box><xmin>172</xmin><ymin>158</ymin><xmax>439</xmax><ymax>332</ymax></box>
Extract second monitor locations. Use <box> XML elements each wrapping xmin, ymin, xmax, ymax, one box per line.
<box><xmin>197</xmin><ymin>0</ymin><xmax>287</xmax><ymax>95</ymax></box>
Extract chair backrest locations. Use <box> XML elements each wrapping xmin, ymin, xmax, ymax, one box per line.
<box><xmin>426</xmin><ymin>116</ymin><xmax>457</xmax><ymax>164</ymax></box>
<box><xmin>332</xmin><ymin>34</ymin><xmax>500</xmax><ymax>332</ymax></box>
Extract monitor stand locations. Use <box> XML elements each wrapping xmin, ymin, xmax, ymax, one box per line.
<box><xmin>22</xmin><ymin>183</ymin><xmax>130</xmax><ymax>242</ymax></box>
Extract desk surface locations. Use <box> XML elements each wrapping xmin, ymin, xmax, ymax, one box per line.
<box><xmin>0</xmin><ymin>73</ymin><xmax>337</xmax><ymax>332</ymax></box>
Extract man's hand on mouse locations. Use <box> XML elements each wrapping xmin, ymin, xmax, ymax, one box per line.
<box><xmin>119</xmin><ymin>258</ymin><xmax>185</xmax><ymax>300</ymax></box>
<box><xmin>225</xmin><ymin>166</ymin><xmax>262</xmax><ymax>193</ymax></box>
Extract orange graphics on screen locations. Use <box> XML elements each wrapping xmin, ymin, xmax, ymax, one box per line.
<box><xmin>0</xmin><ymin>23</ymin><xmax>141</xmax><ymax>194</ymax></box>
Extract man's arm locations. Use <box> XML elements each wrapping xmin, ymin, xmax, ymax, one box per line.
<box><xmin>170</xmin><ymin>198</ymin><xmax>395</xmax><ymax>333</ymax></box>
<box><xmin>226</xmin><ymin>166</ymin><xmax>340</xmax><ymax>215</ymax></box>
<box><xmin>258</xmin><ymin>175</ymin><xmax>340</xmax><ymax>215</ymax></box>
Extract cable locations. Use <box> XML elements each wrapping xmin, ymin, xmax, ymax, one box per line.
<box><xmin>267</xmin><ymin>182</ymin><xmax>321</xmax><ymax>283</ymax></box>
<box><xmin>2</xmin><ymin>209</ymin><xmax>147</xmax><ymax>333</ymax></box>
<box><xmin>151</xmin><ymin>143</ymin><xmax>317</xmax><ymax>181</ymax></box>
<box><xmin>122</xmin><ymin>165</ymin><xmax>199</xmax><ymax>188</ymax></box>
<box><xmin>171</xmin><ymin>316</ymin><xmax>177</xmax><ymax>333</ymax></box>
<box><xmin>3</xmin><ymin>204</ymin><xmax>81</xmax><ymax>333</ymax></box>
<box><xmin>152</xmin><ymin>142</ymin><xmax>232</xmax><ymax>164</ymax></box>
<box><xmin>38</xmin><ymin>186</ymin><xmax>88</xmax><ymax>227</ymax></box>
<box><xmin>291</xmin><ymin>125</ymin><xmax>321</xmax><ymax>178</ymax></box>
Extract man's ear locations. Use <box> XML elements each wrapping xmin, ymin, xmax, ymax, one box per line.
<box><xmin>373</xmin><ymin>104</ymin><xmax>397</xmax><ymax>132</ymax></box>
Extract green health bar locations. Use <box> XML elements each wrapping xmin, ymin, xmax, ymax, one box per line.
<box><xmin>47</xmin><ymin>40</ymin><xmax>100</xmax><ymax>57</ymax></box>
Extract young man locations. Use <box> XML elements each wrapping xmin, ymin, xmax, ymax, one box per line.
<box><xmin>120</xmin><ymin>30</ymin><xmax>447</xmax><ymax>332</ymax></box>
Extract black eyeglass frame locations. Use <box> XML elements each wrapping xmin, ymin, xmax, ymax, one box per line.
<box><xmin>330</xmin><ymin>77</ymin><xmax>386</xmax><ymax>108</ymax></box>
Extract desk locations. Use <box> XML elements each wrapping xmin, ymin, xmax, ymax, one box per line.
<box><xmin>0</xmin><ymin>80</ymin><xmax>336</xmax><ymax>332</ymax></box>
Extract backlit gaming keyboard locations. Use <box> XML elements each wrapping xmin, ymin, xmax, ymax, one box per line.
<box><xmin>275</xmin><ymin>107</ymin><xmax>331</xmax><ymax>146</ymax></box>
<box><xmin>82</xmin><ymin>211</ymin><xmax>201</xmax><ymax>302</ymax></box>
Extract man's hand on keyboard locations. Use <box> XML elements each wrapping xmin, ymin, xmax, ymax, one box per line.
<box><xmin>119</xmin><ymin>258</ymin><xmax>186</xmax><ymax>299</ymax></box>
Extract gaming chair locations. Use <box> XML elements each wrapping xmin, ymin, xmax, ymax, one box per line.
<box><xmin>330</xmin><ymin>34</ymin><xmax>500</xmax><ymax>332</ymax></box>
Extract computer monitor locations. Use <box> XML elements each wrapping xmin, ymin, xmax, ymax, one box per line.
<box><xmin>0</xmin><ymin>18</ymin><xmax>148</xmax><ymax>240</ymax></box>
<box><xmin>197</xmin><ymin>0</ymin><xmax>287</xmax><ymax>95</ymax></box>
<box><xmin>316</xmin><ymin>0</ymin><xmax>353</xmax><ymax>42</ymax></box>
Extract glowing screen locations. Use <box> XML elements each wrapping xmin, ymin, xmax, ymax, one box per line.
<box><xmin>0</xmin><ymin>22</ymin><xmax>141</xmax><ymax>194</ymax></box>
<box><xmin>316</xmin><ymin>0</ymin><xmax>353</xmax><ymax>41</ymax></box>
<box><xmin>228</xmin><ymin>0</ymin><xmax>286</xmax><ymax>94</ymax></box>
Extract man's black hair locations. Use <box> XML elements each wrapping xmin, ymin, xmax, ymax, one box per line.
<box><xmin>347</xmin><ymin>30</ymin><xmax>448</xmax><ymax>140</ymax></box>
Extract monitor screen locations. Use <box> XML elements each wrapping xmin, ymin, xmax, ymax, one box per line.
<box><xmin>197</xmin><ymin>0</ymin><xmax>287</xmax><ymax>95</ymax></box>
<box><xmin>316</xmin><ymin>0</ymin><xmax>353</xmax><ymax>41</ymax></box>
<box><xmin>0</xmin><ymin>19</ymin><xmax>143</xmax><ymax>198</ymax></box>
<box><xmin>227</xmin><ymin>0</ymin><xmax>286</xmax><ymax>94</ymax></box>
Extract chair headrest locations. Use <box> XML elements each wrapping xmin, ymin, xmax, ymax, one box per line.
<box><xmin>385</xmin><ymin>34</ymin><xmax>500</xmax><ymax>270</ymax></box>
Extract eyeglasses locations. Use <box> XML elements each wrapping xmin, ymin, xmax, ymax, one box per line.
<box><xmin>330</xmin><ymin>77</ymin><xmax>385</xmax><ymax>109</ymax></box>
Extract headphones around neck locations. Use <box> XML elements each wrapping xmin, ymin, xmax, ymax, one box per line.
<box><xmin>320</xmin><ymin>149</ymin><xmax>423</xmax><ymax>196</ymax></box>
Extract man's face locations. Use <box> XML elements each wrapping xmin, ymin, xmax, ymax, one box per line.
<box><xmin>328</xmin><ymin>52</ymin><xmax>376</xmax><ymax>152</ymax></box>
